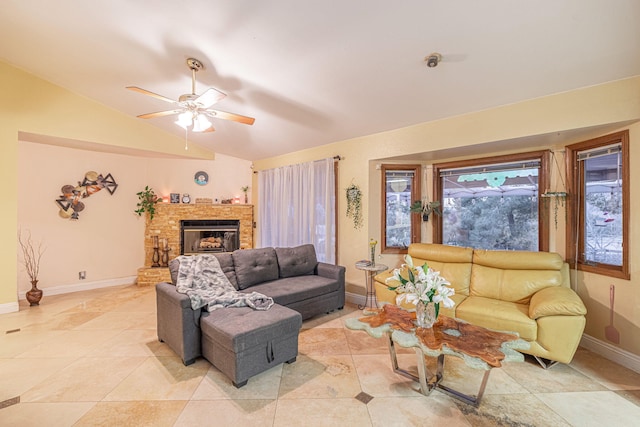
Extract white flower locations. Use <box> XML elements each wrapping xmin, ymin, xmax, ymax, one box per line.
<box><xmin>386</xmin><ymin>254</ymin><xmax>455</xmax><ymax>309</ymax></box>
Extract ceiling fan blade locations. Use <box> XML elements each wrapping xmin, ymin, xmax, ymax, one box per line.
<box><xmin>206</xmin><ymin>109</ymin><xmax>255</xmax><ymax>125</ymax></box>
<box><xmin>137</xmin><ymin>109</ymin><xmax>184</xmax><ymax>119</ymax></box>
<box><xmin>126</xmin><ymin>86</ymin><xmax>176</xmax><ymax>104</ymax></box>
<box><xmin>195</xmin><ymin>88</ymin><xmax>226</xmax><ymax>108</ymax></box>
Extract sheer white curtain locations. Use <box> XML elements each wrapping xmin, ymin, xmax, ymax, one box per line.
<box><xmin>259</xmin><ymin>158</ymin><xmax>336</xmax><ymax>263</ymax></box>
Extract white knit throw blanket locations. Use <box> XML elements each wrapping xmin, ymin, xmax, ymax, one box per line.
<box><xmin>175</xmin><ymin>255</ymin><xmax>274</xmax><ymax>311</ymax></box>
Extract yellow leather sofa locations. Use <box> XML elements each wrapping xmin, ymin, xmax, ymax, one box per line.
<box><xmin>374</xmin><ymin>243</ymin><xmax>587</xmax><ymax>366</ymax></box>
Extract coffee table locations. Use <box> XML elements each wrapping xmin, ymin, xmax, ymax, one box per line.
<box><xmin>345</xmin><ymin>304</ymin><xmax>529</xmax><ymax>406</ymax></box>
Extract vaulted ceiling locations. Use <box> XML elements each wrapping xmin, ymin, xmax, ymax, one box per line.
<box><xmin>2</xmin><ymin>1</ymin><xmax>639</xmax><ymax>160</ymax></box>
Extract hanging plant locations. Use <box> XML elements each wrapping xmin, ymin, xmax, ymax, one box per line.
<box><xmin>410</xmin><ymin>199</ymin><xmax>442</xmax><ymax>222</ymax></box>
<box><xmin>346</xmin><ymin>183</ymin><xmax>363</xmax><ymax>229</ymax></box>
<box><xmin>135</xmin><ymin>186</ymin><xmax>159</xmax><ymax>221</ymax></box>
<box><xmin>542</xmin><ymin>191</ymin><xmax>567</xmax><ymax>229</ymax></box>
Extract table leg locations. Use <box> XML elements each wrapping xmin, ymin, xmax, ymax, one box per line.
<box><xmin>386</xmin><ymin>333</ymin><xmax>440</xmax><ymax>395</ymax></box>
<box><xmin>436</xmin><ymin>368</ymin><xmax>491</xmax><ymax>407</ymax></box>
<box><xmin>358</xmin><ymin>271</ymin><xmax>379</xmax><ymax>313</ymax></box>
<box><xmin>387</xmin><ymin>333</ymin><xmax>492</xmax><ymax>406</ymax></box>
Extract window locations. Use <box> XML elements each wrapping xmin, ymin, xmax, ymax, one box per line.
<box><xmin>566</xmin><ymin>131</ymin><xmax>629</xmax><ymax>279</ymax></box>
<box><xmin>433</xmin><ymin>151</ymin><xmax>549</xmax><ymax>251</ymax></box>
<box><xmin>259</xmin><ymin>157</ymin><xmax>337</xmax><ymax>263</ymax></box>
<box><xmin>381</xmin><ymin>164</ymin><xmax>421</xmax><ymax>253</ymax></box>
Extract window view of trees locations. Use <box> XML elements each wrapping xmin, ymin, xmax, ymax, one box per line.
<box><xmin>434</xmin><ymin>152</ymin><xmax>548</xmax><ymax>252</ymax></box>
<box><xmin>443</xmin><ymin>194</ymin><xmax>538</xmax><ymax>250</ymax></box>
<box><xmin>385</xmin><ymin>187</ymin><xmax>413</xmax><ymax>248</ymax></box>
<box><xmin>566</xmin><ymin>131</ymin><xmax>628</xmax><ymax>279</ymax></box>
<box><xmin>382</xmin><ymin>165</ymin><xmax>421</xmax><ymax>253</ymax></box>
<box><xmin>582</xmin><ymin>152</ymin><xmax>623</xmax><ymax>266</ymax></box>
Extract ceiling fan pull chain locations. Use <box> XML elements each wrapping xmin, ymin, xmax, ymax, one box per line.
<box><xmin>184</xmin><ymin>127</ymin><xmax>189</xmax><ymax>150</ymax></box>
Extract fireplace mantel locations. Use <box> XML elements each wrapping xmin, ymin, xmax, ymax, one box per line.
<box><xmin>143</xmin><ymin>203</ymin><xmax>253</xmax><ymax>268</ymax></box>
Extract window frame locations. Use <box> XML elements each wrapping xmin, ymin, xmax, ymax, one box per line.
<box><xmin>565</xmin><ymin>131</ymin><xmax>630</xmax><ymax>280</ymax></box>
<box><xmin>381</xmin><ymin>164</ymin><xmax>422</xmax><ymax>254</ymax></box>
<box><xmin>432</xmin><ymin>150</ymin><xmax>550</xmax><ymax>252</ymax></box>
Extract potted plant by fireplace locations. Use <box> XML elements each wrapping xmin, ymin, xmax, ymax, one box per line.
<box><xmin>134</xmin><ymin>186</ymin><xmax>159</xmax><ymax>221</ymax></box>
<box><xmin>18</xmin><ymin>229</ymin><xmax>45</xmax><ymax>306</ymax></box>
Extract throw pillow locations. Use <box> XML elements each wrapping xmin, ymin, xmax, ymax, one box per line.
<box><xmin>275</xmin><ymin>244</ymin><xmax>318</xmax><ymax>278</ymax></box>
<box><xmin>232</xmin><ymin>247</ymin><xmax>279</xmax><ymax>290</ymax></box>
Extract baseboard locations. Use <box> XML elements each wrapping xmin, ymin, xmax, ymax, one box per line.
<box><xmin>17</xmin><ymin>276</ymin><xmax>137</xmax><ymax>300</ymax></box>
<box><xmin>0</xmin><ymin>301</ymin><xmax>20</xmax><ymax>315</ymax></box>
<box><xmin>580</xmin><ymin>334</ymin><xmax>640</xmax><ymax>374</ymax></box>
<box><xmin>345</xmin><ymin>291</ymin><xmax>365</xmax><ymax>308</ymax></box>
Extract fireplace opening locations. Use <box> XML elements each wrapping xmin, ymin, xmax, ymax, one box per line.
<box><xmin>180</xmin><ymin>219</ymin><xmax>240</xmax><ymax>255</ymax></box>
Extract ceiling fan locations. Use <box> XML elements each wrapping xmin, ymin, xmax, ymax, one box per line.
<box><xmin>127</xmin><ymin>58</ymin><xmax>255</xmax><ymax>133</ymax></box>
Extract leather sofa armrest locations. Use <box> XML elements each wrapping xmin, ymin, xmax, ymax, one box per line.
<box><xmin>529</xmin><ymin>286</ymin><xmax>587</xmax><ymax>319</ymax></box>
<box><xmin>316</xmin><ymin>262</ymin><xmax>346</xmax><ymax>283</ymax></box>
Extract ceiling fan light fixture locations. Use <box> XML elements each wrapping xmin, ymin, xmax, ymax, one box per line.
<box><xmin>175</xmin><ymin>111</ymin><xmax>193</xmax><ymax>129</ymax></box>
<box><xmin>128</xmin><ymin>57</ymin><xmax>255</xmax><ymax>135</ymax></box>
<box><xmin>192</xmin><ymin>113</ymin><xmax>212</xmax><ymax>132</ymax></box>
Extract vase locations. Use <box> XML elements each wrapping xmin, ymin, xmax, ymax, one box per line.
<box><xmin>26</xmin><ymin>280</ymin><xmax>43</xmax><ymax>306</ymax></box>
<box><xmin>416</xmin><ymin>300</ymin><xmax>438</xmax><ymax>328</ymax></box>
<box><xmin>152</xmin><ymin>247</ymin><xmax>161</xmax><ymax>267</ymax></box>
<box><xmin>370</xmin><ymin>246</ymin><xmax>376</xmax><ymax>266</ymax></box>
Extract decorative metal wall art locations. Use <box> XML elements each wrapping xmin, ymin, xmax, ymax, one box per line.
<box><xmin>56</xmin><ymin>171</ymin><xmax>118</xmax><ymax>220</ymax></box>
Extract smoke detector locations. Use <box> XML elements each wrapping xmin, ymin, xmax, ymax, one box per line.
<box><xmin>425</xmin><ymin>53</ymin><xmax>442</xmax><ymax>68</ymax></box>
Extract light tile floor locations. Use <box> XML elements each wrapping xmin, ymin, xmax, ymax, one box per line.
<box><xmin>1</xmin><ymin>284</ymin><xmax>639</xmax><ymax>426</ymax></box>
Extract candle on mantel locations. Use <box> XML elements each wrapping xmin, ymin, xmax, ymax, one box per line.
<box><xmin>153</xmin><ymin>235</ymin><xmax>159</xmax><ymax>249</ymax></box>
<box><xmin>234</xmin><ymin>196</ymin><xmax>240</xmax><ymax>204</ymax></box>
<box><xmin>162</xmin><ymin>196</ymin><xmax>170</xmax><ymax>203</ymax></box>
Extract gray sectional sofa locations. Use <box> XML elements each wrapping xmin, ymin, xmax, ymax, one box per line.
<box><xmin>156</xmin><ymin>244</ymin><xmax>345</xmax><ymax>385</ymax></box>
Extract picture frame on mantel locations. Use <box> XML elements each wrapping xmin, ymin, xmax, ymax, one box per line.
<box><xmin>170</xmin><ymin>193</ymin><xmax>180</xmax><ymax>204</ymax></box>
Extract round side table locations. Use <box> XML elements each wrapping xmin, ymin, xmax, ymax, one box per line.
<box><xmin>355</xmin><ymin>263</ymin><xmax>388</xmax><ymax>314</ymax></box>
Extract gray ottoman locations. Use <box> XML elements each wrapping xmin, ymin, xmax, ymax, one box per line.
<box><xmin>200</xmin><ymin>304</ymin><xmax>302</xmax><ymax>387</ymax></box>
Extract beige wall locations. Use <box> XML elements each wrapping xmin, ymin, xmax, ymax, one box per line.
<box><xmin>254</xmin><ymin>76</ymin><xmax>640</xmax><ymax>357</ymax></box>
<box><xmin>2</xmin><ymin>60</ymin><xmax>253</xmax><ymax>311</ymax></box>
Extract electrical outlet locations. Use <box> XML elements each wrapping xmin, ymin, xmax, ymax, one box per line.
<box><xmin>79</xmin><ymin>271</ymin><xmax>86</xmax><ymax>280</ymax></box>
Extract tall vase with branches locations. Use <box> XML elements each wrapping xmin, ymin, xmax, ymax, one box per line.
<box><xmin>18</xmin><ymin>229</ymin><xmax>45</xmax><ymax>306</ymax></box>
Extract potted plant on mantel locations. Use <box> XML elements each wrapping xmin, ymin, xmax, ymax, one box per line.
<box><xmin>18</xmin><ymin>229</ymin><xmax>45</xmax><ymax>306</ymax></box>
<box><xmin>410</xmin><ymin>199</ymin><xmax>441</xmax><ymax>221</ymax></box>
<box><xmin>134</xmin><ymin>186</ymin><xmax>159</xmax><ymax>221</ymax></box>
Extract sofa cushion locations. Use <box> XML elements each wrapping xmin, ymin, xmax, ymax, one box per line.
<box><xmin>376</xmin><ymin>243</ymin><xmax>473</xmax><ymax>297</ymax></box>
<box><xmin>232</xmin><ymin>247</ymin><xmax>279</xmax><ymax>290</ymax></box>
<box><xmin>470</xmin><ymin>250</ymin><xmax>564</xmax><ymax>304</ymax></box>
<box><xmin>212</xmin><ymin>253</ymin><xmax>238</xmax><ymax>290</ymax></box>
<box><xmin>455</xmin><ymin>296</ymin><xmax>537</xmax><ymax>341</ymax></box>
<box><xmin>168</xmin><ymin>253</ymin><xmax>238</xmax><ymax>289</ymax></box>
<box><xmin>246</xmin><ymin>275</ymin><xmax>339</xmax><ymax>306</ymax></box>
<box><xmin>275</xmin><ymin>244</ymin><xmax>318</xmax><ymax>278</ymax></box>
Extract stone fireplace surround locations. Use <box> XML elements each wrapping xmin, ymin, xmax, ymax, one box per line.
<box><xmin>136</xmin><ymin>203</ymin><xmax>253</xmax><ymax>286</ymax></box>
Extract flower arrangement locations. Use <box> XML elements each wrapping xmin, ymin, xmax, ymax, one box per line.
<box><xmin>386</xmin><ymin>254</ymin><xmax>455</xmax><ymax>326</ymax></box>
